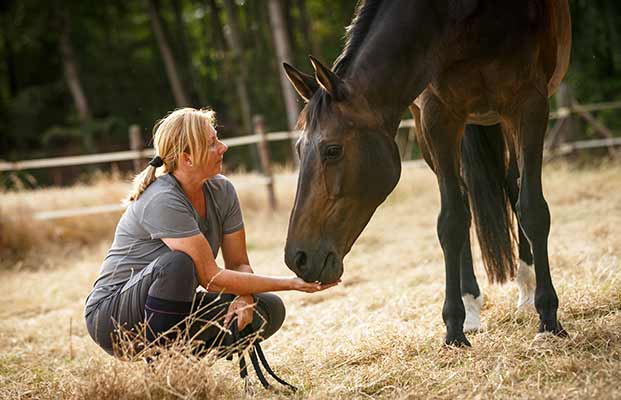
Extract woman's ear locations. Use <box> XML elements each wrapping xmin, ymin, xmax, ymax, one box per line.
<box><xmin>181</xmin><ymin>152</ymin><xmax>193</xmax><ymax>167</ymax></box>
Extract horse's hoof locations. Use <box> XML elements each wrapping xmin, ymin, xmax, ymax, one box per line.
<box><xmin>536</xmin><ymin>321</ymin><xmax>569</xmax><ymax>339</ymax></box>
<box><xmin>444</xmin><ymin>332</ymin><xmax>471</xmax><ymax>347</ymax></box>
<box><xmin>462</xmin><ymin>294</ymin><xmax>483</xmax><ymax>333</ymax></box>
<box><xmin>549</xmin><ymin>321</ymin><xmax>569</xmax><ymax>338</ymax></box>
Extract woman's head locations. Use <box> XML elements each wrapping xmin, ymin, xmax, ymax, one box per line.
<box><xmin>126</xmin><ymin>107</ymin><xmax>227</xmax><ymax>203</ymax></box>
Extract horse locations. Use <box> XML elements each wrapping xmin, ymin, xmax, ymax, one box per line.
<box><xmin>282</xmin><ymin>0</ymin><xmax>571</xmax><ymax>346</ymax></box>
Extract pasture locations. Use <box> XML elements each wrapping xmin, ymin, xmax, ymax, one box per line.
<box><xmin>1</xmin><ymin>162</ymin><xmax>620</xmax><ymax>399</ymax></box>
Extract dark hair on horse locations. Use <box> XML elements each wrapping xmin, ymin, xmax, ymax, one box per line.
<box><xmin>298</xmin><ymin>0</ymin><xmax>383</xmax><ymax>132</ymax></box>
<box><xmin>298</xmin><ymin>87</ymin><xmax>332</xmax><ymax>131</ymax></box>
<box><xmin>333</xmin><ymin>0</ymin><xmax>384</xmax><ymax>76</ymax></box>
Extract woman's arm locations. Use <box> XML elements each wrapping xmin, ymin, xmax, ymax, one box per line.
<box><xmin>162</xmin><ymin>234</ymin><xmax>336</xmax><ymax>295</ymax></box>
<box><xmin>220</xmin><ymin>228</ymin><xmax>253</xmax><ymax>274</ymax></box>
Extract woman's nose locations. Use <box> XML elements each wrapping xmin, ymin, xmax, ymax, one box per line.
<box><xmin>219</xmin><ymin>140</ymin><xmax>228</xmax><ymax>153</ymax></box>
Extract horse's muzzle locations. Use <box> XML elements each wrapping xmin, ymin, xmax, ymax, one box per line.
<box><xmin>284</xmin><ymin>245</ymin><xmax>343</xmax><ymax>284</ymax></box>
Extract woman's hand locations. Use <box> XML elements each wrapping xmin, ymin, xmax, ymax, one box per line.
<box><xmin>223</xmin><ymin>295</ymin><xmax>255</xmax><ymax>331</ymax></box>
<box><xmin>288</xmin><ymin>277</ymin><xmax>341</xmax><ymax>293</ymax></box>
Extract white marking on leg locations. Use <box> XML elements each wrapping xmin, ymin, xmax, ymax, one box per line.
<box><xmin>462</xmin><ymin>293</ymin><xmax>483</xmax><ymax>332</ymax></box>
<box><xmin>516</xmin><ymin>260</ymin><xmax>536</xmax><ymax>311</ymax></box>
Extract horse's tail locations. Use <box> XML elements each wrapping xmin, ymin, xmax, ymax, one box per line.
<box><xmin>461</xmin><ymin>124</ymin><xmax>516</xmax><ymax>284</ymax></box>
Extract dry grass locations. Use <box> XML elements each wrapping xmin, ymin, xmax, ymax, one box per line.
<box><xmin>1</xmin><ymin>161</ymin><xmax>620</xmax><ymax>399</ymax></box>
<box><xmin>0</xmin><ymin>170</ymin><xmax>294</xmax><ymax>269</ymax></box>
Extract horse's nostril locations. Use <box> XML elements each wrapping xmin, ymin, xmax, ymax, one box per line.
<box><xmin>294</xmin><ymin>251</ymin><xmax>307</xmax><ymax>269</ymax></box>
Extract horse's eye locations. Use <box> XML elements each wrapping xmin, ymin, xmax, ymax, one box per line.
<box><xmin>323</xmin><ymin>144</ymin><xmax>343</xmax><ymax>161</ymax></box>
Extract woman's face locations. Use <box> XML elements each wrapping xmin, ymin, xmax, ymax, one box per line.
<box><xmin>201</xmin><ymin>126</ymin><xmax>228</xmax><ymax>180</ymax></box>
<box><xmin>179</xmin><ymin>125</ymin><xmax>228</xmax><ymax>182</ymax></box>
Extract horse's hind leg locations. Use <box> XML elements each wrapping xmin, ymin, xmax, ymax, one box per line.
<box><xmin>505</xmin><ymin>149</ymin><xmax>536</xmax><ymax>310</ymax></box>
<box><xmin>460</xmin><ymin>214</ymin><xmax>483</xmax><ymax>332</ymax></box>
<box><xmin>420</xmin><ymin>93</ymin><xmax>470</xmax><ymax>346</ymax></box>
<box><xmin>505</xmin><ymin>87</ymin><xmax>567</xmax><ymax>337</ymax></box>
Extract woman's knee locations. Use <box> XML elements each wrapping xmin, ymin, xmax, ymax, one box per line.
<box><xmin>149</xmin><ymin>250</ymin><xmax>199</xmax><ymax>302</ymax></box>
<box><xmin>253</xmin><ymin>293</ymin><xmax>286</xmax><ymax>339</ymax></box>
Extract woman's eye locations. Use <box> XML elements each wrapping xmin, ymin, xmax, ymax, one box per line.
<box><xmin>324</xmin><ymin>145</ymin><xmax>343</xmax><ymax>161</ymax></box>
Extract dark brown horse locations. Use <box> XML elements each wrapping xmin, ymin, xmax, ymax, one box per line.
<box><xmin>283</xmin><ymin>0</ymin><xmax>571</xmax><ymax>346</ymax></box>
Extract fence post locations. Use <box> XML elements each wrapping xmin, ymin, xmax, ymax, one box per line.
<box><xmin>253</xmin><ymin>115</ymin><xmax>277</xmax><ymax>211</ymax></box>
<box><xmin>546</xmin><ymin>83</ymin><xmax>577</xmax><ymax>151</ymax></box>
<box><xmin>129</xmin><ymin>124</ymin><xmax>143</xmax><ymax>172</ymax></box>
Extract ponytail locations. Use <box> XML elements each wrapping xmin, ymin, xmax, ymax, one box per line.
<box><xmin>124</xmin><ymin>164</ymin><xmax>158</xmax><ymax>204</ymax></box>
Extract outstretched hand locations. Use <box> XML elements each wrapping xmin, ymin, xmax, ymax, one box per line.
<box><xmin>289</xmin><ymin>277</ymin><xmax>341</xmax><ymax>293</ymax></box>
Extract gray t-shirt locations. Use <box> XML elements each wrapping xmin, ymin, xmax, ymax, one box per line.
<box><xmin>85</xmin><ymin>173</ymin><xmax>243</xmax><ymax>314</ymax></box>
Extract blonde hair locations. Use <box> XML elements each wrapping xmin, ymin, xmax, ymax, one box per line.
<box><xmin>125</xmin><ymin>108</ymin><xmax>216</xmax><ymax>203</ymax></box>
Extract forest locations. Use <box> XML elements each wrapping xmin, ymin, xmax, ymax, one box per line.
<box><xmin>0</xmin><ymin>0</ymin><xmax>620</xmax><ymax>184</ymax></box>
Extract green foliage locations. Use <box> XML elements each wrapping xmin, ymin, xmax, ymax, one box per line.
<box><xmin>569</xmin><ymin>1</ymin><xmax>621</xmax><ymax>99</ymax></box>
<box><xmin>42</xmin><ymin>116</ymin><xmax>126</xmax><ymax>152</ymax></box>
<box><xmin>562</xmin><ymin>0</ymin><xmax>621</xmax><ymax>139</ymax></box>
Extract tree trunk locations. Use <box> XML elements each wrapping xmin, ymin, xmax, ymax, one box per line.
<box><xmin>296</xmin><ymin>0</ymin><xmax>322</xmax><ymax>59</ymax></box>
<box><xmin>267</xmin><ymin>0</ymin><xmax>300</xmax><ymax>161</ymax></box>
<box><xmin>0</xmin><ymin>11</ymin><xmax>17</xmax><ymax>98</ymax></box>
<box><xmin>222</xmin><ymin>0</ymin><xmax>253</xmax><ymax>134</ymax></box>
<box><xmin>604</xmin><ymin>1</ymin><xmax>621</xmax><ymax>69</ymax></box>
<box><xmin>172</xmin><ymin>0</ymin><xmax>205</xmax><ymax>105</ymax></box>
<box><xmin>222</xmin><ymin>0</ymin><xmax>261</xmax><ymax>169</ymax></box>
<box><xmin>555</xmin><ymin>82</ymin><xmax>578</xmax><ymax>143</ymax></box>
<box><xmin>206</xmin><ymin>0</ymin><xmax>226</xmax><ymax>52</ymax></box>
<box><xmin>147</xmin><ymin>0</ymin><xmax>191</xmax><ymax>107</ymax></box>
<box><xmin>282</xmin><ymin>0</ymin><xmax>296</xmax><ymax>58</ymax></box>
<box><xmin>59</xmin><ymin>10</ymin><xmax>91</xmax><ymax>122</ymax></box>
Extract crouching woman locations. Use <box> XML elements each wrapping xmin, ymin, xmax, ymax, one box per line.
<box><xmin>84</xmin><ymin>108</ymin><xmax>337</xmax><ymax>357</ymax></box>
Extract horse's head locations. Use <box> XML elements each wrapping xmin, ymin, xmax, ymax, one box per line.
<box><xmin>283</xmin><ymin>57</ymin><xmax>401</xmax><ymax>284</ymax></box>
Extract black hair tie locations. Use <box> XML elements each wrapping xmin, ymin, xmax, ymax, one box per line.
<box><xmin>149</xmin><ymin>156</ymin><xmax>164</xmax><ymax>168</ymax></box>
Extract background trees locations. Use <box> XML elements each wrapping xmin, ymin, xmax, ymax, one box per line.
<box><xmin>0</xmin><ymin>0</ymin><xmax>619</xmax><ymax>184</ymax></box>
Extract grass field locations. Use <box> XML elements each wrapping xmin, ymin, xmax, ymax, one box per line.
<box><xmin>1</xmin><ymin>162</ymin><xmax>620</xmax><ymax>399</ymax></box>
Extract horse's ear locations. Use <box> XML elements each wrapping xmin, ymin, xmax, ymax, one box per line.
<box><xmin>283</xmin><ymin>63</ymin><xmax>319</xmax><ymax>102</ymax></box>
<box><xmin>309</xmin><ymin>55</ymin><xmax>345</xmax><ymax>100</ymax></box>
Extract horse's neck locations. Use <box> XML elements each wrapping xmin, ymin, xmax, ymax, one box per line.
<box><xmin>345</xmin><ymin>0</ymin><xmax>442</xmax><ymax>132</ymax></box>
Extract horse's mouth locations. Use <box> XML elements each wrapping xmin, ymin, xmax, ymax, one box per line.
<box><xmin>317</xmin><ymin>252</ymin><xmax>343</xmax><ymax>284</ymax></box>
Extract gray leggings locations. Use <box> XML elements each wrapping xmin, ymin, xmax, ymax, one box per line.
<box><xmin>85</xmin><ymin>251</ymin><xmax>286</xmax><ymax>356</ymax></box>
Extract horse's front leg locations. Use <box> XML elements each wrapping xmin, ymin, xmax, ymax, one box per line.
<box><xmin>420</xmin><ymin>94</ymin><xmax>470</xmax><ymax>346</ymax></box>
<box><xmin>413</xmin><ymin>102</ymin><xmax>482</xmax><ymax>333</ymax></box>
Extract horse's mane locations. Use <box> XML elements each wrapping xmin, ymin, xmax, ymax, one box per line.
<box><xmin>301</xmin><ymin>0</ymin><xmax>383</xmax><ymax>130</ymax></box>
<box><xmin>333</xmin><ymin>0</ymin><xmax>384</xmax><ymax>76</ymax></box>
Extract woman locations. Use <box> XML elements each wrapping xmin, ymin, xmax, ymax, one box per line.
<box><xmin>85</xmin><ymin>107</ymin><xmax>337</xmax><ymax>357</ymax></box>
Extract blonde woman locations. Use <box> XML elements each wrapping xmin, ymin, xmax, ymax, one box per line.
<box><xmin>85</xmin><ymin>108</ymin><xmax>338</xmax><ymax>357</ymax></box>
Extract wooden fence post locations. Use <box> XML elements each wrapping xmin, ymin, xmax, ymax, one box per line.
<box><xmin>546</xmin><ymin>82</ymin><xmax>577</xmax><ymax>151</ymax></box>
<box><xmin>129</xmin><ymin>124</ymin><xmax>143</xmax><ymax>172</ymax></box>
<box><xmin>253</xmin><ymin>115</ymin><xmax>277</xmax><ymax>211</ymax></box>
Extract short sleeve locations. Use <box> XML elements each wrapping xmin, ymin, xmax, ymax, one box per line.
<box><xmin>222</xmin><ymin>180</ymin><xmax>244</xmax><ymax>234</ymax></box>
<box><xmin>141</xmin><ymin>192</ymin><xmax>201</xmax><ymax>239</ymax></box>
